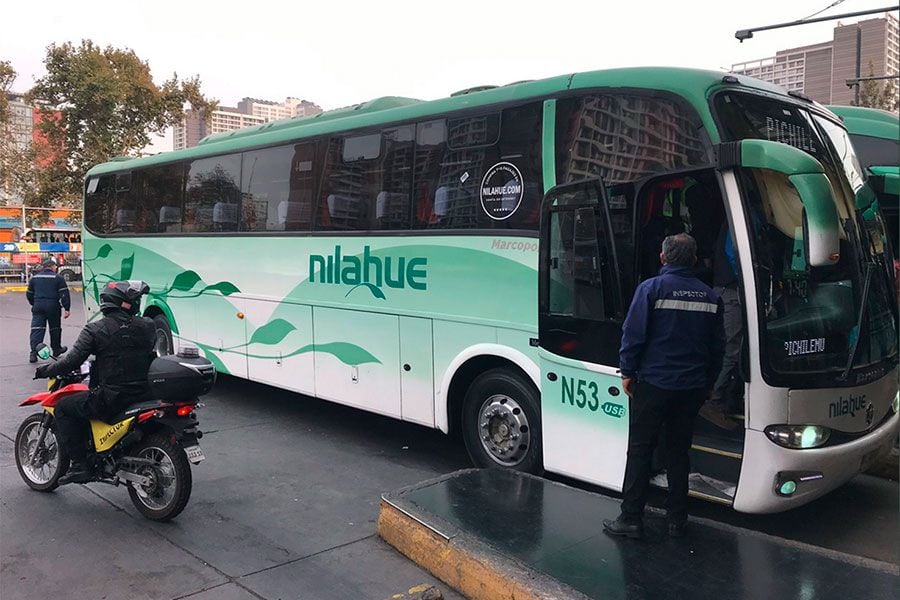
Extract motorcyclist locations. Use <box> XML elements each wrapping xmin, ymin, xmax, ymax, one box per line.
<box><xmin>35</xmin><ymin>281</ymin><xmax>157</xmax><ymax>484</ymax></box>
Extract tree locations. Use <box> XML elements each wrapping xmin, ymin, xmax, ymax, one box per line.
<box><xmin>0</xmin><ymin>60</ymin><xmax>42</xmax><ymax>206</ymax></box>
<box><xmin>854</xmin><ymin>61</ymin><xmax>899</xmax><ymax>113</ymax></box>
<box><xmin>27</xmin><ymin>40</ymin><xmax>218</xmax><ymax>205</ymax></box>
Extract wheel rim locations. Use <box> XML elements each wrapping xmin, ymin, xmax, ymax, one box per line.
<box><xmin>18</xmin><ymin>421</ymin><xmax>60</xmax><ymax>484</ymax></box>
<box><xmin>477</xmin><ymin>394</ymin><xmax>531</xmax><ymax>467</ymax></box>
<box><xmin>153</xmin><ymin>328</ymin><xmax>170</xmax><ymax>357</ymax></box>
<box><xmin>134</xmin><ymin>446</ymin><xmax>177</xmax><ymax>511</ymax></box>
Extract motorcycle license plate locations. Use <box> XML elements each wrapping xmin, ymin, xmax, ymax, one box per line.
<box><xmin>185</xmin><ymin>445</ymin><xmax>205</xmax><ymax>464</ymax></box>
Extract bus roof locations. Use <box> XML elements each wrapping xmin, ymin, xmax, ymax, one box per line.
<box><xmin>825</xmin><ymin>105</ymin><xmax>900</xmax><ymax>140</ymax></box>
<box><xmin>86</xmin><ymin>67</ymin><xmax>790</xmax><ymax>177</ymax></box>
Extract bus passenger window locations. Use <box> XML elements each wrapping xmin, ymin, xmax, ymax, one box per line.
<box><xmin>185</xmin><ymin>154</ymin><xmax>242</xmax><ymax>233</ymax></box>
<box><xmin>317</xmin><ymin>128</ymin><xmax>413</xmax><ymax>232</ymax></box>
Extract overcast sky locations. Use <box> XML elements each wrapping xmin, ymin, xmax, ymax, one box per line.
<box><xmin>3</xmin><ymin>0</ymin><xmax>895</xmax><ymax>151</ymax></box>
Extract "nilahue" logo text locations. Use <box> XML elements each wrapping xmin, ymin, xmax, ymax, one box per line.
<box><xmin>309</xmin><ymin>245</ymin><xmax>427</xmax><ymax>299</ymax></box>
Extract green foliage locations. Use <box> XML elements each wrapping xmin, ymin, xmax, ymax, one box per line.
<box><xmin>854</xmin><ymin>62</ymin><xmax>899</xmax><ymax>113</ymax></box>
<box><xmin>0</xmin><ymin>60</ymin><xmax>14</xmax><ymax>125</ymax></box>
<box><xmin>0</xmin><ymin>60</ymin><xmax>41</xmax><ymax>206</ymax></box>
<box><xmin>26</xmin><ymin>40</ymin><xmax>218</xmax><ymax>204</ymax></box>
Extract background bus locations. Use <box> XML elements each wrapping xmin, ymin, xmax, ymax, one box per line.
<box><xmin>826</xmin><ymin>105</ymin><xmax>899</xmax><ymax>250</ymax></box>
<box><xmin>81</xmin><ymin>67</ymin><xmax>899</xmax><ymax>513</ymax></box>
<box><xmin>0</xmin><ymin>207</ymin><xmax>83</xmax><ymax>281</ymax></box>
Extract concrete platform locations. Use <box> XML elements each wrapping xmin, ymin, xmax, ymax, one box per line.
<box><xmin>379</xmin><ymin>469</ymin><xmax>899</xmax><ymax>600</ymax></box>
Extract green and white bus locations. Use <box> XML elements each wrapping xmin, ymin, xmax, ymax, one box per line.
<box><xmin>827</xmin><ymin>105</ymin><xmax>899</xmax><ymax>252</ymax></box>
<box><xmin>81</xmin><ymin>67</ymin><xmax>899</xmax><ymax>513</ymax></box>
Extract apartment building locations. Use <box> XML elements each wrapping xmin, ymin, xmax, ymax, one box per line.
<box><xmin>731</xmin><ymin>14</ymin><xmax>899</xmax><ymax>105</ymax></box>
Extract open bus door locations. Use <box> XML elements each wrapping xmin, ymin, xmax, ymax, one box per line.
<box><xmin>538</xmin><ymin>179</ymin><xmax>630</xmax><ymax>489</ymax></box>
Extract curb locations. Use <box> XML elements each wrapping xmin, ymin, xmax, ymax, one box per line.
<box><xmin>0</xmin><ymin>285</ymin><xmax>82</xmax><ymax>293</ymax></box>
<box><xmin>378</xmin><ymin>482</ymin><xmax>590</xmax><ymax>600</ymax></box>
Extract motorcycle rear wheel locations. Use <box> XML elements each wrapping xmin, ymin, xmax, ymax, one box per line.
<box><xmin>127</xmin><ymin>433</ymin><xmax>192</xmax><ymax>521</ymax></box>
<box><xmin>15</xmin><ymin>413</ymin><xmax>69</xmax><ymax>492</ymax></box>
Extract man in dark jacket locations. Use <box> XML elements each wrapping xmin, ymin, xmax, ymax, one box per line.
<box><xmin>35</xmin><ymin>281</ymin><xmax>157</xmax><ymax>484</ymax></box>
<box><xmin>26</xmin><ymin>257</ymin><xmax>71</xmax><ymax>362</ymax></box>
<box><xmin>604</xmin><ymin>233</ymin><xmax>725</xmax><ymax>539</ymax></box>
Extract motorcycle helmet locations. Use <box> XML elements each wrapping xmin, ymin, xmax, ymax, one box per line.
<box><xmin>100</xmin><ymin>280</ymin><xmax>150</xmax><ymax>315</ymax></box>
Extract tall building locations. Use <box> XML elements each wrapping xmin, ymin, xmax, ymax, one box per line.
<box><xmin>174</xmin><ymin>97</ymin><xmax>323</xmax><ymax>150</ymax></box>
<box><xmin>731</xmin><ymin>14</ymin><xmax>899</xmax><ymax>105</ymax></box>
<box><xmin>237</xmin><ymin>97</ymin><xmax>322</xmax><ymax>121</ymax></box>
<box><xmin>6</xmin><ymin>92</ymin><xmax>33</xmax><ymax>152</ymax></box>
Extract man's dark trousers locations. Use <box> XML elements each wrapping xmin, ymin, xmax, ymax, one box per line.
<box><xmin>30</xmin><ymin>302</ymin><xmax>62</xmax><ymax>353</ymax></box>
<box><xmin>54</xmin><ymin>391</ymin><xmax>94</xmax><ymax>462</ymax></box>
<box><xmin>621</xmin><ymin>381</ymin><xmax>705</xmax><ymax>525</ymax></box>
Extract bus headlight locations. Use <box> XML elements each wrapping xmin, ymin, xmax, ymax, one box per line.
<box><xmin>765</xmin><ymin>425</ymin><xmax>831</xmax><ymax>449</ymax></box>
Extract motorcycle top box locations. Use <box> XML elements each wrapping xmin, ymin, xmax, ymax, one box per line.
<box><xmin>148</xmin><ymin>349</ymin><xmax>215</xmax><ymax>401</ymax></box>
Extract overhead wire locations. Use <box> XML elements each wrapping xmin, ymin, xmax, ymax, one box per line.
<box><xmin>799</xmin><ymin>0</ymin><xmax>847</xmax><ymax>22</ymax></box>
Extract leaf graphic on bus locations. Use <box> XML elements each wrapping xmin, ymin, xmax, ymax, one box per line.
<box><xmin>119</xmin><ymin>254</ymin><xmax>135</xmax><ymax>280</ymax></box>
<box><xmin>170</xmin><ymin>270</ymin><xmax>202</xmax><ymax>292</ymax></box>
<box><xmin>344</xmin><ymin>283</ymin><xmax>386</xmax><ymax>300</ymax></box>
<box><xmin>203</xmin><ymin>281</ymin><xmax>240</xmax><ymax>296</ymax></box>
<box><xmin>248</xmin><ymin>319</ymin><xmax>297</xmax><ymax>346</ymax></box>
<box><xmin>85</xmin><ymin>243</ymin><xmax>113</xmax><ymax>262</ymax></box>
<box><xmin>312</xmin><ymin>342</ymin><xmax>381</xmax><ymax>365</ymax></box>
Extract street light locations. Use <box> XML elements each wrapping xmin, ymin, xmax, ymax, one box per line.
<box><xmin>735</xmin><ymin>7</ymin><xmax>898</xmax><ymax>42</ymax></box>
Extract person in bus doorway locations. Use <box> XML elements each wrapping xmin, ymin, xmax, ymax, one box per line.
<box><xmin>26</xmin><ymin>256</ymin><xmax>70</xmax><ymax>363</ymax></box>
<box><xmin>701</xmin><ymin>222</ymin><xmax>743</xmax><ymax>429</ymax></box>
<box><xmin>603</xmin><ymin>233</ymin><xmax>725</xmax><ymax>539</ymax></box>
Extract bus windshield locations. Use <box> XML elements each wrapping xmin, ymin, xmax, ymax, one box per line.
<box><xmin>715</xmin><ymin>92</ymin><xmax>898</xmax><ymax>386</ymax></box>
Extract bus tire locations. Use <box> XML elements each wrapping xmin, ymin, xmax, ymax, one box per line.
<box><xmin>152</xmin><ymin>314</ymin><xmax>174</xmax><ymax>357</ymax></box>
<box><xmin>59</xmin><ymin>269</ymin><xmax>75</xmax><ymax>282</ymax></box>
<box><xmin>462</xmin><ymin>368</ymin><xmax>543</xmax><ymax>474</ymax></box>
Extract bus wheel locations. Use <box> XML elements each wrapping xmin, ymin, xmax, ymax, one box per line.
<box><xmin>59</xmin><ymin>269</ymin><xmax>75</xmax><ymax>282</ymax></box>
<box><xmin>462</xmin><ymin>368</ymin><xmax>542</xmax><ymax>473</ymax></box>
<box><xmin>152</xmin><ymin>314</ymin><xmax>173</xmax><ymax>357</ymax></box>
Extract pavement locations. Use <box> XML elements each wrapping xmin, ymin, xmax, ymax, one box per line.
<box><xmin>0</xmin><ymin>291</ymin><xmax>467</xmax><ymax>600</ymax></box>
<box><xmin>380</xmin><ymin>470</ymin><xmax>899</xmax><ymax>600</ymax></box>
<box><xmin>1</xmin><ymin>289</ymin><xmax>897</xmax><ymax>600</ymax></box>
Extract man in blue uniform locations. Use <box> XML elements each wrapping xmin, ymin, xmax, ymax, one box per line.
<box><xmin>26</xmin><ymin>257</ymin><xmax>70</xmax><ymax>363</ymax></box>
<box><xmin>604</xmin><ymin>233</ymin><xmax>724</xmax><ymax>539</ymax></box>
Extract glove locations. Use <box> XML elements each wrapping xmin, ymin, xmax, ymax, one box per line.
<box><xmin>34</xmin><ymin>365</ymin><xmax>50</xmax><ymax>379</ymax></box>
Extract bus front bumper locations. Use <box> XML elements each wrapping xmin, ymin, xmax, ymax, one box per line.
<box><xmin>733</xmin><ymin>410</ymin><xmax>898</xmax><ymax>514</ymax></box>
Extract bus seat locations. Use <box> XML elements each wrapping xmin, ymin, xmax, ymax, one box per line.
<box><xmin>159</xmin><ymin>206</ymin><xmax>181</xmax><ymax>225</ymax></box>
<box><xmin>115</xmin><ymin>209</ymin><xmax>135</xmax><ymax>227</ymax></box>
<box><xmin>213</xmin><ymin>202</ymin><xmax>238</xmax><ymax>224</ymax></box>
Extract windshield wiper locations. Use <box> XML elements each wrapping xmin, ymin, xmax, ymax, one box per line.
<box><xmin>838</xmin><ymin>262</ymin><xmax>873</xmax><ymax>382</ymax></box>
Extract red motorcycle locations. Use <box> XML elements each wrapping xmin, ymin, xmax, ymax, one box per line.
<box><xmin>15</xmin><ymin>344</ymin><xmax>214</xmax><ymax>521</ymax></box>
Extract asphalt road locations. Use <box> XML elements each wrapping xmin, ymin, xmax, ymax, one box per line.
<box><xmin>0</xmin><ymin>289</ymin><xmax>896</xmax><ymax>600</ymax></box>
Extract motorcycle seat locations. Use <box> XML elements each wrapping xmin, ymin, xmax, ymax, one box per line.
<box><xmin>103</xmin><ymin>399</ymin><xmax>171</xmax><ymax>426</ymax></box>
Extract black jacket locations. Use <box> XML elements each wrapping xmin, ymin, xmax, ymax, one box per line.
<box><xmin>43</xmin><ymin>310</ymin><xmax>157</xmax><ymax>410</ymax></box>
<box><xmin>27</xmin><ymin>268</ymin><xmax>71</xmax><ymax>310</ymax></box>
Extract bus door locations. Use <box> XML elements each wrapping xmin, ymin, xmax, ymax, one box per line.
<box><xmin>538</xmin><ymin>179</ymin><xmax>629</xmax><ymax>489</ymax></box>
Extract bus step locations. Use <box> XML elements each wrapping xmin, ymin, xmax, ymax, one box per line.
<box><xmin>692</xmin><ymin>434</ymin><xmax>743</xmax><ymax>459</ymax></box>
<box><xmin>650</xmin><ymin>472</ymin><xmax>736</xmax><ymax>504</ymax></box>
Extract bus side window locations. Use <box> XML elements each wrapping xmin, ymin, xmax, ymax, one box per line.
<box><xmin>185</xmin><ymin>154</ymin><xmax>242</xmax><ymax>233</ymax></box>
<box><xmin>84</xmin><ymin>175</ymin><xmax>116</xmax><ymax>235</ymax></box>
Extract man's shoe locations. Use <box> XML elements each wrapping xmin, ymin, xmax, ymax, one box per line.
<box><xmin>668</xmin><ymin>521</ymin><xmax>687</xmax><ymax>537</ymax></box>
<box><xmin>699</xmin><ymin>402</ymin><xmax>739</xmax><ymax>430</ymax></box>
<box><xmin>51</xmin><ymin>346</ymin><xmax>67</xmax><ymax>358</ymax></box>
<box><xmin>29</xmin><ymin>352</ymin><xmax>37</xmax><ymax>363</ymax></box>
<box><xmin>603</xmin><ymin>515</ymin><xmax>643</xmax><ymax>539</ymax></box>
<box><xmin>58</xmin><ymin>462</ymin><xmax>93</xmax><ymax>485</ymax></box>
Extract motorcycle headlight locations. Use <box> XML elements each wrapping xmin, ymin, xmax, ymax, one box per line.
<box><xmin>765</xmin><ymin>424</ymin><xmax>831</xmax><ymax>449</ymax></box>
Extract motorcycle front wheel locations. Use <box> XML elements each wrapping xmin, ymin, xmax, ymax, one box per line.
<box><xmin>127</xmin><ymin>433</ymin><xmax>192</xmax><ymax>521</ymax></box>
<box><xmin>15</xmin><ymin>413</ymin><xmax>69</xmax><ymax>492</ymax></box>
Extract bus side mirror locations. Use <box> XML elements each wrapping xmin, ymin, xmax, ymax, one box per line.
<box><xmin>735</xmin><ymin>139</ymin><xmax>841</xmax><ymax>267</ymax></box>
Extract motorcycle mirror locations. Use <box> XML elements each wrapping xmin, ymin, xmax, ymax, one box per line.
<box><xmin>36</xmin><ymin>345</ymin><xmax>52</xmax><ymax>360</ymax></box>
